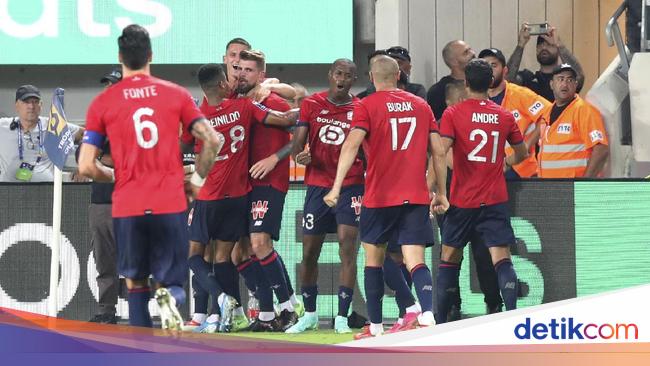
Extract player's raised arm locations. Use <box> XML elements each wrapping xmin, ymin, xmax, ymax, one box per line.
<box><xmin>190</xmin><ymin>118</ymin><xmax>224</xmax><ymax>179</ymax></box>
<box><xmin>260</xmin><ymin>78</ymin><xmax>297</xmax><ymax>100</ymax></box>
<box><xmin>264</xmin><ymin>107</ymin><xmax>299</xmax><ymax>127</ymax></box>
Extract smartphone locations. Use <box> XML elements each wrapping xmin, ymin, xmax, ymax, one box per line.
<box><xmin>528</xmin><ymin>23</ymin><xmax>549</xmax><ymax>35</ymax></box>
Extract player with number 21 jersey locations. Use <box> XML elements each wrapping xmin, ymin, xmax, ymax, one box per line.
<box><xmin>439</xmin><ymin>99</ymin><xmax>523</xmax><ymax>207</ymax></box>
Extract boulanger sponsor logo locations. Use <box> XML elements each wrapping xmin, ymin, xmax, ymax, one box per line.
<box><xmin>514</xmin><ymin>317</ymin><xmax>639</xmax><ymax>341</ymax></box>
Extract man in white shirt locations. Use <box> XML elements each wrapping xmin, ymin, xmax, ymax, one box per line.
<box><xmin>0</xmin><ymin>85</ymin><xmax>83</xmax><ymax>182</ymax></box>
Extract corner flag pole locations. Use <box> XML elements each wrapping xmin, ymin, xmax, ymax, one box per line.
<box><xmin>46</xmin><ymin>87</ymin><xmax>69</xmax><ymax>318</ymax></box>
<box><xmin>48</xmin><ymin>166</ymin><xmax>63</xmax><ymax>317</ymax></box>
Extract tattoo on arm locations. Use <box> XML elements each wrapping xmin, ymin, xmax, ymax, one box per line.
<box><xmin>275</xmin><ymin>142</ymin><xmax>292</xmax><ymax>161</ymax></box>
<box><xmin>506</xmin><ymin>46</ymin><xmax>525</xmax><ymax>82</ymax></box>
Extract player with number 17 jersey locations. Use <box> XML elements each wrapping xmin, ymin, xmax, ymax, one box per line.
<box><xmin>353</xmin><ymin>89</ymin><xmax>437</xmax><ymax>208</ymax></box>
<box><xmin>439</xmin><ymin>99</ymin><xmax>523</xmax><ymax>208</ymax></box>
<box><xmin>85</xmin><ymin>74</ymin><xmax>204</xmax><ymax>217</ymax></box>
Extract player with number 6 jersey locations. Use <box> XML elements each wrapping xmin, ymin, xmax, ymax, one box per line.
<box><xmin>436</xmin><ymin>59</ymin><xmax>528</xmax><ymax>324</ymax></box>
<box><xmin>79</xmin><ymin>25</ymin><xmax>222</xmax><ymax>331</ymax></box>
<box><xmin>287</xmin><ymin>59</ymin><xmax>362</xmax><ymax>334</ymax></box>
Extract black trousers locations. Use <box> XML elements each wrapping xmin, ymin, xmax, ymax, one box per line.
<box><xmin>90</xmin><ymin>203</ymin><xmax>118</xmax><ymax>315</ymax></box>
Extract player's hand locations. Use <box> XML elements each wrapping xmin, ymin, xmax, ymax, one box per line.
<box><xmin>323</xmin><ymin>189</ymin><xmax>340</xmax><ymax>207</ymax></box>
<box><xmin>284</xmin><ymin>108</ymin><xmax>300</xmax><ymax>125</ymax></box>
<box><xmin>261</xmin><ymin>78</ymin><xmax>280</xmax><ymax>85</ymax></box>
<box><xmin>430</xmin><ymin>194</ymin><xmax>449</xmax><ymax>215</ymax></box>
<box><xmin>253</xmin><ymin>85</ymin><xmax>272</xmax><ymax>103</ymax></box>
<box><xmin>250</xmin><ymin>154</ymin><xmax>279</xmax><ymax>179</ymax></box>
<box><xmin>183</xmin><ymin>180</ymin><xmax>201</xmax><ymax>203</ymax></box>
<box><xmin>518</xmin><ymin>23</ymin><xmax>531</xmax><ymax>47</ymax></box>
<box><xmin>71</xmin><ymin>169</ymin><xmax>90</xmax><ymax>183</ymax></box>
<box><xmin>295</xmin><ymin>150</ymin><xmax>311</xmax><ymax>165</ymax></box>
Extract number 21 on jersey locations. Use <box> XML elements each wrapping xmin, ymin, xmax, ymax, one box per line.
<box><xmin>468</xmin><ymin>128</ymin><xmax>499</xmax><ymax>163</ymax></box>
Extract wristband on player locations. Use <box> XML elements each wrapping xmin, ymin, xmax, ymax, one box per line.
<box><xmin>184</xmin><ymin>164</ymin><xmax>196</xmax><ymax>174</ymax></box>
<box><xmin>108</xmin><ymin>168</ymin><xmax>115</xmax><ymax>183</ymax></box>
<box><xmin>190</xmin><ymin>171</ymin><xmax>206</xmax><ymax>187</ymax></box>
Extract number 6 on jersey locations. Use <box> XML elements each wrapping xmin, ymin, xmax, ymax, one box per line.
<box><xmin>133</xmin><ymin>107</ymin><xmax>158</xmax><ymax>149</ymax></box>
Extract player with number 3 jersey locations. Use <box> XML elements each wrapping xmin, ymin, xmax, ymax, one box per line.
<box><xmin>287</xmin><ymin>59</ymin><xmax>362</xmax><ymax>334</ymax></box>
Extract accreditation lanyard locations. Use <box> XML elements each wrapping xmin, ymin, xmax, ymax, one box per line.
<box><xmin>16</xmin><ymin>118</ymin><xmax>44</xmax><ymax>165</ymax></box>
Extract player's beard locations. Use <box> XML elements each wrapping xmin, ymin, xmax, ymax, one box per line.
<box><xmin>236</xmin><ymin>82</ymin><xmax>255</xmax><ymax>95</ymax></box>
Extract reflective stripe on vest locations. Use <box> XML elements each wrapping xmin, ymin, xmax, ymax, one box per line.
<box><xmin>540</xmin><ymin>158</ymin><xmax>588</xmax><ymax>169</ymax></box>
<box><xmin>542</xmin><ymin>144</ymin><xmax>586</xmax><ymax>153</ymax></box>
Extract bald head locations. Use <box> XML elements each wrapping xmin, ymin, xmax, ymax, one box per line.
<box><xmin>442</xmin><ymin>40</ymin><xmax>475</xmax><ymax>71</ymax></box>
<box><xmin>370</xmin><ymin>55</ymin><xmax>400</xmax><ymax>87</ymax></box>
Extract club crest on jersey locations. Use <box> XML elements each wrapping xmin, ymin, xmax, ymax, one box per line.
<box><xmin>351</xmin><ymin>196</ymin><xmax>363</xmax><ymax>216</ymax></box>
<box><xmin>528</xmin><ymin>101</ymin><xmax>544</xmax><ymax>115</ymax></box>
<box><xmin>557</xmin><ymin>123</ymin><xmax>571</xmax><ymax>134</ymax></box>
<box><xmin>347</xmin><ymin>111</ymin><xmax>353</xmax><ymax>120</ymax></box>
<box><xmin>251</xmin><ymin>200</ymin><xmax>269</xmax><ymax>220</ymax></box>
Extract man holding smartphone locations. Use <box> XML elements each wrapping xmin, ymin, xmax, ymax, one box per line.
<box><xmin>505</xmin><ymin>22</ymin><xmax>585</xmax><ymax>102</ymax></box>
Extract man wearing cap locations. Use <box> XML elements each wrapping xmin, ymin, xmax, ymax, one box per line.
<box><xmin>87</xmin><ymin>69</ymin><xmax>122</xmax><ymax>324</ymax></box>
<box><xmin>506</xmin><ymin>23</ymin><xmax>585</xmax><ymax>102</ymax></box>
<box><xmin>538</xmin><ymin>64</ymin><xmax>609</xmax><ymax>178</ymax></box>
<box><xmin>480</xmin><ymin>48</ymin><xmax>551</xmax><ymax>179</ymax></box>
<box><xmin>0</xmin><ymin>85</ymin><xmax>83</xmax><ymax>182</ymax></box>
<box><xmin>357</xmin><ymin>46</ymin><xmax>426</xmax><ymax>99</ymax></box>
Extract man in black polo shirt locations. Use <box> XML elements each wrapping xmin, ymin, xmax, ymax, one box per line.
<box><xmin>88</xmin><ymin>68</ymin><xmax>122</xmax><ymax>324</ymax></box>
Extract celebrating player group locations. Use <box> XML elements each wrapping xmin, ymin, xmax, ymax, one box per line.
<box><xmin>78</xmin><ymin>24</ymin><xmax>526</xmax><ymax>339</ymax></box>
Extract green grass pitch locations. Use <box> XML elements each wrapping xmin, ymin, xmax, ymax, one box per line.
<box><xmin>223</xmin><ymin>329</ymin><xmax>355</xmax><ymax>344</ymax></box>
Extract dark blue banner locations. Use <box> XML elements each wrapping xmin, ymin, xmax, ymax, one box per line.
<box><xmin>44</xmin><ymin>88</ymin><xmax>74</xmax><ymax>170</ymax></box>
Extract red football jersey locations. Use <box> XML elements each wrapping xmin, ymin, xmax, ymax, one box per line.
<box><xmin>298</xmin><ymin>91</ymin><xmax>364</xmax><ymax>188</ymax></box>
<box><xmin>85</xmin><ymin>74</ymin><xmax>204</xmax><ymax>217</ymax></box>
<box><xmin>439</xmin><ymin>99</ymin><xmax>524</xmax><ymax>208</ymax></box>
<box><xmin>352</xmin><ymin>89</ymin><xmax>437</xmax><ymax>208</ymax></box>
<box><xmin>194</xmin><ymin>98</ymin><xmax>269</xmax><ymax>200</ymax></box>
<box><xmin>249</xmin><ymin>93</ymin><xmax>291</xmax><ymax>193</ymax></box>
